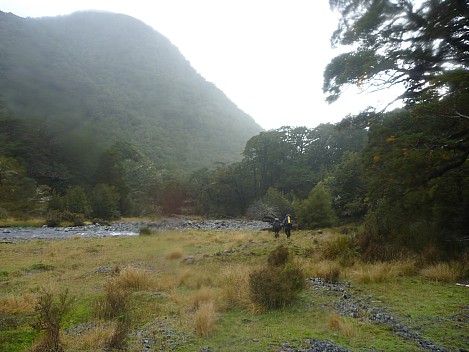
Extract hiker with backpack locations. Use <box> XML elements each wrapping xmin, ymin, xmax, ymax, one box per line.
<box><xmin>272</xmin><ymin>217</ymin><xmax>281</xmax><ymax>238</ymax></box>
<box><xmin>283</xmin><ymin>213</ymin><xmax>292</xmax><ymax>238</ymax></box>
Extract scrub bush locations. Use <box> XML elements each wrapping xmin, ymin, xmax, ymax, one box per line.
<box><xmin>249</xmin><ymin>246</ymin><xmax>305</xmax><ymax>310</ymax></box>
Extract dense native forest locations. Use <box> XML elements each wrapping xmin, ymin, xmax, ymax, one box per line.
<box><xmin>0</xmin><ymin>10</ymin><xmax>262</xmax><ymax>173</ymax></box>
<box><xmin>0</xmin><ymin>0</ymin><xmax>468</xmax><ymax>257</ymax></box>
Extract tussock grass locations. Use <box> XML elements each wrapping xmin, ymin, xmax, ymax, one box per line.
<box><xmin>63</xmin><ymin>322</ymin><xmax>115</xmax><ymax>351</ymax></box>
<box><xmin>194</xmin><ymin>301</ymin><xmax>216</xmax><ymax>337</ymax></box>
<box><xmin>190</xmin><ymin>287</ymin><xmax>219</xmax><ymax>309</ymax></box>
<box><xmin>176</xmin><ymin>268</ymin><xmax>213</xmax><ymax>289</ymax></box>
<box><xmin>94</xmin><ymin>280</ymin><xmax>131</xmax><ymax>320</ymax></box>
<box><xmin>420</xmin><ymin>262</ymin><xmax>464</xmax><ymax>282</ymax></box>
<box><xmin>219</xmin><ymin>264</ymin><xmax>253</xmax><ymax>310</ymax></box>
<box><xmin>323</xmin><ymin>235</ymin><xmax>358</xmax><ymax>267</ymax></box>
<box><xmin>1</xmin><ymin>227</ymin><xmax>468</xmax><ymax>352</ymax></box>
<box><xmin>113</xmin><ymin>267</ymin><xmax>154</xmax><ymax>291</ymax></box>
<box><xmin>228</xmin><ymin>232</ymin><xmax>257</xmax><ymax>246</ymax></box>
<box><xmin>393</xmin><ymin>258</ymin><xmax>418</xmax><ymax>276</ymax></box>
<box><xmin>350</xmin><ymin>259</ymin><xmax>418</xmax><ymax>284</ymax></box>
<box><xmin>165</xmin><ymin>248</ymin><xmax>185</xmax><ymax>260</ymax></box>
<box><xmin>0</xmin><ymin>293</ymin><xmax>36</xmax><ymax>314</ymax></box>
<box><xmin>302</xmin><ymin>259</ymin><xmax>342</xmax><ymax>282</ymax></box>
<box><xmin>0</xmin><ymin>218</ymin><xmax>45</xmax><ymax>227</ymax></box>
<box><xmin>155</xmin><ymin>271</ymin><xmax>179</xmax><ymax>292</ymax></box>
<box><xmin>350</xmin><ymin>262</ymin><xmax>400</xmax><ymax>283</ymax></box>
<box><xmin>328</xmin><ymin>313</ymin><xmax>362</xmax><ymax>338</ymax></box>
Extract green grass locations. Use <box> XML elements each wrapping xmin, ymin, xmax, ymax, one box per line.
<box><xmin>0</xmin><ymin>218</ymin><xmax>45</xmax><ymax>228</ymax></box>
<box><xmin>0</xmin><ymin>328</ymin><xmax>36</xmax><ymax>352</ymax></box>
<box><xmin>353</xmin><ymin>277</ymin><xmax>469</xmax><ymax>351</ymax></box>
<box><xmin>0</xmin><ymin>228</ymin><xmax>467</xmax><ymax>351</ymax></box>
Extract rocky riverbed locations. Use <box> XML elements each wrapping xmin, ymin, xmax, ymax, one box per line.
<box><xmin>0</xmin><ymin>218</ymin><xmax>270</xmax><ymax>241</ymax></box>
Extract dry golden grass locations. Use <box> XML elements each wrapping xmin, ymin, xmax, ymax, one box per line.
<box><xmin>190</xmin><ymin>287</ymin><xmax>219</xmax><ymax>309</ymax></box>
<box><xmin>350</xmin><ymin>262</ymin><xmax>401</xmax><ymax>284</ymax></box>
<box><xmin>0</xmin><ymin>293</ymin><xmax>36</xmax><ymax>314</ymax></box>
<box><xmin>219</xmin><ymin>264</ymin><xmax>253</xmax><ymax>310</ymax></box>
<box><xmin>3</xmin><ymin>227</ymin><xmax>465</xmax><ymax>351</ymax></box>
<box><xmin>154</xmin><ymin>271</ymin><xmax>179</xmax><ymax>292</ymax></box>
<box><xmin>113</xmin><ymin>267</ymin><xmax>155</xmax><ymax>291</ymax></box>
<box><xmin>420</xmin><ymin>262</ymin><xmax>463</xmax><ymax>282</ymax></box>
<box><xmin>228</xmin><ymin>232</ymin><xmax>257</xmax><ymax>246</ymax></box>
<box><xmin>64</xmin><ymin>322</ymin><xmax>115</xmax><ymax>351</ymax></box>
<box><xmin>176</xmin><ymin>267</ymin><xmax>213</xmax><ymax>289</ymax></box>
<box><xmin>194</xmin><ymin>301</ymin><xmax>217</xmax><ymax>337</ymax></box>
<box><xmin>348</xmin><ymin>259</ymin><xmax>418</xmax><ymax>284</ymax></box>
<box><xmin>301</xmin><ymin>259</ymin><xmax>342</xmax><ymax>282</ymax></box>
<box><xmin>94</xmin><ymin>280</ymin><xmax>131</xmax><ymax>320</ymax></box>
<box><xmin>392</xmin><ymin>258</ymin><xmax>418</xmax><ymax>276</ymax></box>
<box><xmin>328</xmin><ymin>313</ymin><xmax>362</xmax><ymax>338</ymax></box>
<box><xmin>165</xmin><ymin>248</ymin><xmax>185</xmax><ymax>260</ymax></box>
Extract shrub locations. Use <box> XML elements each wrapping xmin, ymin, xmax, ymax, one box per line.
<box><xmin>297</xmin><ymin>182</ymin><xmax>337</xmax><ymax>229</ymax></box>
<box><xmin>31</xmin><ymin>288</ymin><xmax>74</xmax><ymax>352</ymax></box>
<box><xmin>91</xmin><ymin>184</ymin><xmax>120</xmax><ymax>220</ymax></box>
<box><xmin>355</xmin><ymin>233</ymin><xmax>408</xmax><ymax>262</ymax></box>
<box><xmin>45</xmin><ymin>210</ymin><xmax>85</xmax><ymax>227</ymax></box>
<box><xmin>30</xmin><ymin>263</ymin><xmax>54</xmax><ymax>272</ymax></box>
<box><xmin>106</xmin><ymin>318</ymin><xmax>131</xmax><ymax>351</ymax></box>
<box><xmin>323</xmin><ymin>235</ymin><xmax>358</xmax><ymax>267</ymax></box>
<box><xmin>249</xmin><ymin>246</ymin><xmax>306</xmax><ymax>310</ymax></box>
<box><xmin>94</xmin><ymin>280</ymin><xmax>131</xmax><ymax>321</ymax></box>
<box><xmin>62</xmin><ymin>186</ymin><xmax>91</xmax><ymax>217</ymax></box>
<box><xmin>267</xmin><ymin>245</ymin><xmax>289</xmax><ymax>266</ymax></box>
<box><xmin>139</xmin><ymin>226</ymin><xmax>153</xmax><ymax>236</ymax></box>
<box><xmin>94</xmin><ymin>276</ymin><xmax>134</xmax><ymax>351</ymax></box>
<box><xmin>249</xmin><ymin>265</ymin><xmax>305</xmax><ymax>310</ymax></box>
<box><xmin>46</xmin><ymin>210</ymin><xmax>62</xmax><ymax>227</ymax></box>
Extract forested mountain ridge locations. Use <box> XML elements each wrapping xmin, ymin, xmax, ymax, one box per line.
<box><xmin>0</xmin><ymin>10</ymin><xmax>262</xmax><ymax>178</ymax></box>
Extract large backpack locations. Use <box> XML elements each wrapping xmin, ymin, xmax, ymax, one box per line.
<box><xmin>273</xmin><ymin>218</ymin><xmax>281</xmax><ymax>231</ymax></box>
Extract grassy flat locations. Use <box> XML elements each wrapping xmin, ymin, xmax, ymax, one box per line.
<box><xmin>0</xmin><ymin>228</ymin><xmax>467</xmax><ymax>351</ymax></box>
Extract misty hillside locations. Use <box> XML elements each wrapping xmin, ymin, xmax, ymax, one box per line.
<box><xmin>0</xmin><ymin>10</ymin><xmax>263</xmax><ymax>175</ymax></box>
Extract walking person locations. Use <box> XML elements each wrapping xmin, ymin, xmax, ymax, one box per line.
<box><xmin>283</xmin><ymin>213</ymin><xmax>292</xmax><ymax>238</ymax></box>
<box><xmin>272</xmin><ymin>217</ymin><xmax>281</xmax><ymax>238</ymax></box>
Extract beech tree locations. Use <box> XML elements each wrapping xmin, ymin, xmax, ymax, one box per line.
<box><xmin>325</xmin><ymin>0</ymin><xmax>469</xmax><ymax>190</ymax></box>
<box><xmin>324</xmin><ymin>0</ymin><xmax>469</xmax><ymax>252</ymax></box>
<box><xmin>297</xmin><ymin>182</ymin><xmax>337</xmax><ymax>229</ymax></box>
<box><xmin>324</xmin><ymin>0</ymin><xmax>469</xmax><ymax>107</ymax></box>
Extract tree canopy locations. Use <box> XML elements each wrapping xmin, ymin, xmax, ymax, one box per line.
<box><xmin>324</xmin><ymin>0</ymin><xmax>469</xmax><ymax>108</ymax></box>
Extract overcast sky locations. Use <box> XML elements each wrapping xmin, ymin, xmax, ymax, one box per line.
<box><xmin>1</xmin><ymin>0</ymin><xmax>399</xmax><ymax>130</ymax></box>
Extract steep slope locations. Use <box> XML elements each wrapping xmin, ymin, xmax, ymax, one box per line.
<box><xmin>0</xmin><ymin>10</ymin><xmax>263</xmax><ymax>175</ymax></box>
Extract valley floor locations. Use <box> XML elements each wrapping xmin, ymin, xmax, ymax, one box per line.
<box><xmin>0</xmin><ymin>227</ymin><xmax>467</xmax><ymax>351</ymax></box>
